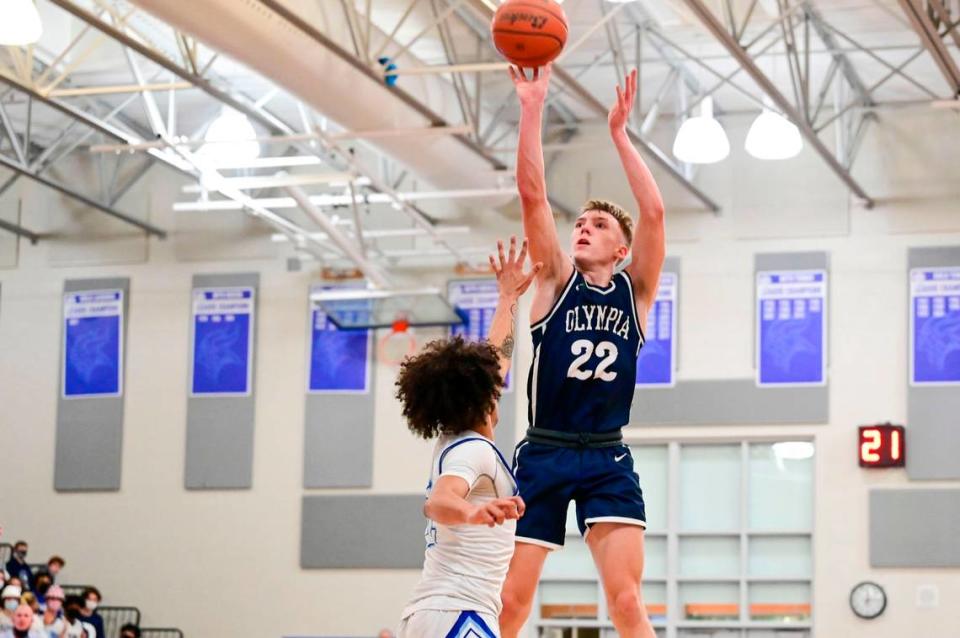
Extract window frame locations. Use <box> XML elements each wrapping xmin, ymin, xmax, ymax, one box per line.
<box><xmin>533</xmin><ymin>437</ymin><xmax>816</xmax><ymax>638</ymax></box>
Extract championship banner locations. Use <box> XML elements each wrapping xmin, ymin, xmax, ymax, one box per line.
<box><xmin>636</xmin><ymin>272</ymin><xmax>677</xmax><ymax>387</ymax></box>
<box><xmin>307</xmin><ymin>286</ymin><xmax>371</xmax><ymax>393</ymax></box>
<box><xmin>910</xmin><ymin>266</ymin><xmax>960</xmax><ymax>385</ymax></box>
<box><xmin>190</xmin><ymin>287</ymin><xmax>255</xmax><ymax>396</ymax></box>
<box><xmin>756</xmin><ymin>270</ymin><xmax>827</xmax><ymax>386</ymax></box>
<box><xmin>62</xmin><ymin>290</ymin><xmax>124</xmax><ymax>398</ymax></box>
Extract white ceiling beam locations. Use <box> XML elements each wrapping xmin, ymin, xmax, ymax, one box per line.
<box><xmin>181</xmin><ymin>173</ymin><xmax>369</xmax><ymax>192</ymax></box>
<box><xmin>173</xmin><ymin>187</ymin><xmax>517</xmax><ymax>212</ymax></box>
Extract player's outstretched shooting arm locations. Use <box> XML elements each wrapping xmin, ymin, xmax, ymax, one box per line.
<box><xmin>486</xmin><ymin>236</ymin><xmax>542</xmax><ymax>380</ymax></box>
<box><xmin>609</xmin><ymin>69</ymin><xmax>666</xmax><ymax>318</ymax></box>
<box><xmin>509</xmin><ymin>65</ymin><xmax>573</xmax><ymax>306</ymax></box>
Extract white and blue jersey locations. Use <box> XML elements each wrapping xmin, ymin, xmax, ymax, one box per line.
<box><xmin>527</xmin><ymin>268</ymin><xmax>644</xmax><ymax>434</ymax></box>
<box><xmin>402</xmin><ymin>432</ymin><xmax>518</xmax><ymax>626</ymax></box>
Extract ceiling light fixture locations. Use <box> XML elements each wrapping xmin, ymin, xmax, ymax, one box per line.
<box><xmin>198</xmin><ymin>108</ymin><xmax>261</xmax><ymax>164</ymax></box>
<box><xmin>0</xmin><ymin>0</ymin><xmax>43</xmax><ymax>46</ymax></box>
<box><xmin>672</xmin><ymin>96</ymin><xmax>730</xmax><ymax>164</ymax></box>
<box><xmin>745</xmin><ymin>98</ymin><xmax>803</xmax><ymax>160</ymax></box>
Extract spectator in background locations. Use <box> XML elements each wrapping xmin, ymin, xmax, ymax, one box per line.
<box><xmin>4</xmin><ymin>544</ymin><xmax>31</xmax><ymax>593</ymax></box>
<box><xmin>78</xmin><ymin>588</ymin><xmax>103</xmax><ymax>638</ymax></box>
<box><xmin>30</xmin><ymin>576</ymin><xmax>51</xmax><ymax>611</ymax></box>
<box><xmin>377</xmin><ymin>630</ymin><xmax>395</xmax><ymax>638</ymax></box>
<box><xmin>61</xmin><ymin>597</ymin><xmax>86</xmax><ymax>638</ymax></box>
<box><xmin>41</xmin><ymin>587</ymin><xmax>64</xmax><ymax>638</ymax></box>
<box><xmin>35</xmin><ymin>558</ymin><xmax>64</xmax><ymax>587</ymax></box>
<box><xmin>16</xmin><ymin>596</ymin><xmax>41</xmax><ymax>634</ymax></box>
<box><xmin>0</xmin><ymin>586</ymin><xmax>22</xmax><ymax>629</ymax></box>
<box><xmin>119</xmin><ymin>623</ymin><xmax>140</xmax><ymax>638</ymax></box>
<box><xmin>0</xmin><ymin>603</ymin><xmax>45</xmax><ymax>638</ymax></box>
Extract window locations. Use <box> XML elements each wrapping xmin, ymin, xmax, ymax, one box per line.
<box><xmin>535</xmin><ymin>440</ymin><xmax>814</xmax><ymax>638</ymax></box>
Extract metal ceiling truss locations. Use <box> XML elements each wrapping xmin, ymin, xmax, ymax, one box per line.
<box><xmin>330</xmin><ymin>0</ymin><xmax>721</xmax><ymax>212</ymax></box>
<box><xmin>15</xmin><ymin>0</ymin><xmax>491</xmax><ymax>276</ymax></box>
<box><xmin>897</xmin><ymin>0</ymin><xmax>960</xmax><ymax>96</ymax></box>
<box><xmin>455</xmin><ymin>0</ymin><xmax>722</xmax><ymax>213</ymax></box>
<box><xmin>0</xmin><ymin>70</ymin><xmax>169</xmax><ymax>238</ymax></box>
<box><xmin>675</xmin><ymin>0</ymin><xmax>876</xmax><ymax>206</ymax></box>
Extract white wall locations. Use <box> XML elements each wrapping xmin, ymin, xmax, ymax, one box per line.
<box><xmin>1</xmin><ymin>107</ymin><xmax>959</xmax><ymax>638</ymax></box>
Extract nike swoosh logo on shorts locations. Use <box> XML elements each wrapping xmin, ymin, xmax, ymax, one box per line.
<box><xmin>614</xmin><ymin>453</ymin><xmax>627</xmax><ymax>462</ymax></box>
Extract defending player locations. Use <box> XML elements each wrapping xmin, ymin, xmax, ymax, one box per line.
<box><xmin>397</xmin><ymin>237</ymin><xmax>543</xmax><ymax>638</ymax></box>
<box><xmin>500</xmin><ymin>65</ymin><xmax>665</xmax><ymax>638</ymax></box>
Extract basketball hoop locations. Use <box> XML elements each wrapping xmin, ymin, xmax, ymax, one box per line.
<box><xmin>378</xmin><ymin>315</ymin><xmax>417</xmax><ymax>366</ymax></box>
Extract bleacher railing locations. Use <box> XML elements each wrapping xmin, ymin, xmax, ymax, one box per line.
<box><xmin>141</xmin><ymin>628</ymin><xmax>185</xmax><ymax>638</ymax></box>
<box><xmin>100</xmin><ymin>606</ymin><xmax>142</xmax><ymax>638</ymax></box>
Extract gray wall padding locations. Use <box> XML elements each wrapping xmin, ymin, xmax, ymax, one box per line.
<box><xmin>184</xmin><ymin>272</ymin><xmax>259</xmax><ymax>490</ymax></box>
<box><xmin>301</xmin><ymin>495</ymin><xmax>426</xmax><ymax>569</ymax></box>
<box><xmin>906</xmin><ymin>246</ymin><xmax>960</xmax><ymax>480</ymax></box>
<box><xmin>870</xmin><ymin>489</ymin><xmax>960</xmax><ymax>567</ymax></box>
<box><xmin>55</xmin><ymin>277</ymin><xmax>129</xmax><ymax>491</ymax></box>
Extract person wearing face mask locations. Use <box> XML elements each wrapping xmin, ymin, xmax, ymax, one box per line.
<box><xmin>4</xmin><ymin>544</ymin><xmax>32</xmax><ymax>593</ymax></box>
<box><xmin>40</xmin><ymin>587</ymin><xmax>64</xmax><ymax>638</ymax></box>
<box><xmin>30</xmin><ymin>577</ymin><xmax>51</xmax><ymax>612</ymax></box>
<box><xmin>0</xmin><ymin>586</ymin><xmax>22</xmax><ymax>629</ymax></box>
<box><xmin>34</xmin><ymin>558</ymin><xmax>64</xmax><ymax>589</ymax></box>
<box><xmin>0</xmin><ymin>603</ymin><xmax>45</xmax><ymax>638</ymax></box>
<box><xmin>78</xmin><ymin>588</ymin><xmax>103</xmax><ymax>638</ymax></box>
<box><xmin>61</xmin><ymin>598</ymin><xmax>85</xmax><ymax>638</ymax></box>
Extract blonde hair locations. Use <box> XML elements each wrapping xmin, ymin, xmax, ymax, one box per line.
<box><xmin>579</xmin><ymin>199</ymin><xmax>633</xmax><ymax>245</ymax></box>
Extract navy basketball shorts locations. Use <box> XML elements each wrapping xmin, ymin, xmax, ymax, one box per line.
<box><xmin>511</xmin><ymin>441</ymin><xmax>647</xmax><ymax>549</ymax></box>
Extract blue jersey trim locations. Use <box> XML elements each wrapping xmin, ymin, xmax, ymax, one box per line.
<box><xmin>618</xmin><ymin>270</ymin><xmax>646</xmax><ymax>354</ymax></box>
<box><xmin>437</xmin><ymin>437</ymin><xmax>519</xmax><ymax>496</ymax></box>
<box><xmin>445</xmin><ymin>610</ymin><xmax>497</xmax><ymax>638</ymax></box>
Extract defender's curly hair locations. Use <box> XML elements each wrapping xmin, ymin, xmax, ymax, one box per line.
<box><xmin>395</xmin><ymin>336</ymin><xmax>503</xmax><ymax>439</ymax></box>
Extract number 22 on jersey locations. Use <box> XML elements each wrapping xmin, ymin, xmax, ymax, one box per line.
<box><xmin>567</xmin><ymin>339</ymin><xmax>619</xmax><ymax>381</ymax></box>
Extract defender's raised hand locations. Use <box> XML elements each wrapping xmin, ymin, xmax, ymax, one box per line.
<box><xmin>490</xmin><ymin>236</ymin><xmax>543</xmax><ymax>301</ymax></box>
<box><xmin>509</xmin><ymin>64</ymin><xmax>552</xmax><ymax>108</ymax></box>
<box><xmin>608</xmin><ymin>68</ymin><xmax>638</xmax><ymax>133</ymax></box>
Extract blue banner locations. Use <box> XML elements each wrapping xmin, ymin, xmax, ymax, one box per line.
<box><xmin>62</xmin><ymin>290</ymin><xmax>124</xmax><ymax>398</ymax></box>
<box><xmin>190</xmin><ymin>287</ymin><xmax>255</xmax><ymax>396</ymax></box>
<box><xmin>308</xmin><ymin>289</ymin><xmax>370</xmax><ymax>393</ymax></box>
<box><xmin>910</xmin><ymin>267</ymin><xmax>960</xmax><ymax>385</ymax></box>
<box><xmin>636</xmin><ymin>272</ymin><xmax>677</xmax><ymax>387</ymax></box>
<box><xmin>757</xmin><ymin>270</ymin><xmax>827</xmax><ymax>386</ymax></box>
<box><xmin>448</xmin><ymin>279</ymin><xmax>512</xmax><ymax>391</ymax></box>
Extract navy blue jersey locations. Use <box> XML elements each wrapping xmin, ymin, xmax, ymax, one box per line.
<box><xmin>526</xmin><ymin>269</ymin><xmax>644</xmax><ymax>434</ymax></box>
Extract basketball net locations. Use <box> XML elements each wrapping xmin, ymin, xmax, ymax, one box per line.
<box><xmin>378</xmin><ymin>316</ymin><xmax>417</xmax><ymax>366</ymax></box>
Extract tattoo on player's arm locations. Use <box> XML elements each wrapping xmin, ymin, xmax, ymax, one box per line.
<box><xmin>498</xmin><ymin>302</ymin><xmax>518</xmax><ymax>359</ymax></box>
<box><xmin>500</xmin><ymin>335</ymin><xmax>515</xmax><ymax>359</ymax></box>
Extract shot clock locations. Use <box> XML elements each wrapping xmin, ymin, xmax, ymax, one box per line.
<box><xmin>858</xmin><ymin>424</ymin><xmax>906</xmax><ymax>468</ymax></box>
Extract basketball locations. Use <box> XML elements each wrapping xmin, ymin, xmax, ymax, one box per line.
<box><xmin>491</xmin><ymin>0</ymin><xmax>568</xmax><ymax>68</ymax></box>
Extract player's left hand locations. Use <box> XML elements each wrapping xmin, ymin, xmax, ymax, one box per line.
<box><xmin>608</xmin><ymin>68</ymin><xmax>638</xmax><ymax>133</ymax></box>
<box><xmin>490</xmin><ymin>236</ymin><xmax>543</xmax><ymax>299</ymax></box>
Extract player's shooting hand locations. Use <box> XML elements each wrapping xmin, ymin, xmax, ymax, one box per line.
<box><xmin>608</xmin><ymin>68</ymin><xmax>638</xmax><ymax>133</ymax></box>
<box><xmin>508</xmin><ymin>64</ymin><xmax>551</xmax><ymax>107</ymax></box>
<box><xmin>491</xmin><ymin>236</ymin><xmax>543</xmax><ymax>300</ymax></box>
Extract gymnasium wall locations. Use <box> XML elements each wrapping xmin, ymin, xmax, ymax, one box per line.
<box><xmin>1</xmin><ymin>107</ymin><xmax>959</xmax><ymax>638</ymax></box>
